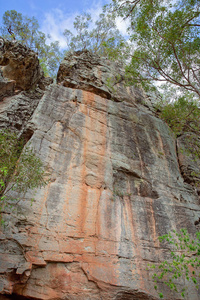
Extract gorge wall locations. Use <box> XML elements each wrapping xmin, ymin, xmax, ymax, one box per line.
<box><xmin>0</xmin><ymin>39</ymin><xmax>200</xmax><ymax>300</ymax></box>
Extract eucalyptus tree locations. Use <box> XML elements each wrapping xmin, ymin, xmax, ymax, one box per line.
<box><xmin>63</xmin><ymin>8</ymin><xmax>130</xmax><ymax>62</ymax></box>
<box><xmin>111</xmin><ymin>0</ymin><xmax>200</xmax><ymax>98</ymax></box>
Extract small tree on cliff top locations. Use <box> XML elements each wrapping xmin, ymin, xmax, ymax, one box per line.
<box><xmin>63</xmin><ymin>8</ymin><xmax>130</xmax><ymax>62</ymax></box>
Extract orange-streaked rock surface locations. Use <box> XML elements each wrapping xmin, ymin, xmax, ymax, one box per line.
<box><xmin>0</xmin><ymin>49</ymin><xmax>200</xmax><ymax>300</ymax></box>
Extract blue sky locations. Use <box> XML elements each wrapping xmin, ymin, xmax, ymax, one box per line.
<box><xmin>0</xmin><ymin>0</ymin><xmax>111</xmax><ymax>19</ymax></box>
<box><xmin>0</xmin><ymin>0</ymin><xmax>129</xmax><ymax>49</ymax></box>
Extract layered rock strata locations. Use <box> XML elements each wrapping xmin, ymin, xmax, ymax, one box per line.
<box><xmin>0</xmin><ymin>46</ymin><xmax>200</xmax><ymax>299</ymax></box>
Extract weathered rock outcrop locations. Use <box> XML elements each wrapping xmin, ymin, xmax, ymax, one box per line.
<box><xmin>0</xmin><ymin>38</ymin><xmax>43</xmax><ymax>90</ymax></box>
<box><xmin>0</xmin><ymin>45</ymin><xmax>200</xmax><ymax>300</ymax></box>
<box><xmin>0</xmin><ymin>38</ymin><xmax>53</xmax><ymax>92</ymax></box>
<box><xmin>57</xmin><ymin>50</ymin><xmax>152</xmax><ymax>108</ymax></box>
<box><xmin>0</xmin><ymin>39</ymin><xmax>53</xmax><ymax>135</ymax></box>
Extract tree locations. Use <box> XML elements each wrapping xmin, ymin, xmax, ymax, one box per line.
<box><xmin>64</xmin><ymin>13</ymin><xmax>92</xmax><ymax>51</ymax></box>
<box><xmin>148</xmin><ymin>229</ymin><xmax>200</xmax><ymax>299</ymax></box>
<box><xmin>0</xmin><ymin>130</ymin><xmax>49</xmax><ymax>218</ymax></box>
<box><xmin>157</xmin><ymin>95</ymin><xmax>200</xmax><ymax>137</ymax></box>
<box><xmin>0</xmin><ymin>10</ymin><xmax>63</xmax><ymax>77</ymax></box>
<box><xmin>39</xmin><ymin>40</ymin><xmax>62</xmax><ymax>77</ymax></box>
<box><xmin>63</xmin><ymin>8</ymin><xmax>130</xmax><ymax>61</ymax></box>
<box><xmin>111</xmin><ymin>0</ymin><xmax>200</xmax><ymax>98</ymax></box>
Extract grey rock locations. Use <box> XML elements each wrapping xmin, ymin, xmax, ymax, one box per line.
<box><xmin>0</xmin><ymin>48</ymin><xmax>199</xmax><ymax>300</ymax></box>
<box><xmin>0</xmin><ymin>38</ymin><xmax>43</xmax><ymax>90</ymax></box>
<box><xmin>57</xmin><ymin>50</ymin><xmax>153</xmax><ymax>108</ymax></box>
<box><xmin>0</xmin><ymin>75</ymin><xmax>15</xmax><ymax>101</ymax></box>
<box><xmin>177</xmin><ymin>133</ymin><xmax>200</xmax><ymax>191</ymax></box>
<box><xmin>38</xmin><ymin>76</ymin><xmax>54</xmax><ymax>90</ymax></box>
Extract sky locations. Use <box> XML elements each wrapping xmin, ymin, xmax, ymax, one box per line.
<box><xmin>0</xmin><ymin>0</ymin><xmax>128</xmax><ymax>50</ymax></box>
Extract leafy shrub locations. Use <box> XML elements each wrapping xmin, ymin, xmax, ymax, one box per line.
<box><xmin>158</xmin><ymin>96</ymin><xmax>200</xmax><ymax>137</ymax></box>
<box><xmin>148</xmin><ymin>229</ymin><xmax>200</xmax><ymax>298</ymax></box>
<box><xmin>0</xmin><ymin>129</ymin><xmax>49</xmax><ymax>217</ymax></box>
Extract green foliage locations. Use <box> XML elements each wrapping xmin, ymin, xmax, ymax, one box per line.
<box><xmin>111</xmin><ymin>0</ymin><xmax>200</xmax><ymax>98</ymax></box>
<box><xmin>63</xmin><ymin>7</ymin><xmax>130</xmax><ymax>62</ymax></box>
<box><xmin>148</xmin><ymin>229</ymin><xmax>200</xmax><ymax>298</ymax></box>
<box><xmin>156</xmin><ymin>96</ymin><xmax>200</xmax><ymax>187</ymax></box>
<box><xmin>157</xmin><ymin>95</ymin><xmax>200</xmax><ymax>137</ymax></box>
<box><xmin>156</xmin><ymin>96</ymin><xmax>200</xmax><ymax>173</ymax></box>
<box><xmin>0</xmin><ymin>129</ymin><xmax>49</xmax><ymax>218</ymax></box>
<box><xmin>0</xmin><ymin>10</ymin><xmax>63</xmax><ymax>77</ymax></box>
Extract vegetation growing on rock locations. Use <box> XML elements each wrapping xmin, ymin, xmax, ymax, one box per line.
<box><xmin>0</xmin><ymin>129</ymin><xmax>49</xmax><ymax>221</ymax></box>
<box><xmin>148</xmin><ymin>229</ymin><xmax>200</xmax><ymax>299</ymax></box>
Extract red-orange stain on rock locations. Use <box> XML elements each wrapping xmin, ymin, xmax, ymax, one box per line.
<box><xmin>122</xmin><ymin>196</ymin><xmax>160</xmax><ymax>293</ymax></box>
<box><xmin>24</xmin><ymin>89</ymin><xmax>119</xmax><ymax>287</ymax></box>
<box><xmin>78</xmin><ymin>90</ymin><xmax>108</xmax><ymax>235</ymax></box>
<box><xmin>149</xmin><ymin>198</ymin><xmax>159</xmax><ymax>248</ymax></box>
<box><xmin>64</xmin><ymin>90</ymin><xmax>117</xmax><ymax>285</ymax></box>
<box><xmin>117</xmin><ymin>188</ymin><xmax>147</xmax><ymax>290</ymax></box>
<box><xmin>26</xmin><ymin>121</ymin><xmax>62</xmax><ymax>263</ymax></box>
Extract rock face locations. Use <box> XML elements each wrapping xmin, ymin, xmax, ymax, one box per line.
<box><xmin>177</xmin><ymin>133</ymin><xmax>200</xmax><ymax>186</ymax></box>
<box><xmin>57</xmin><ymin>50</ymin><xmax>152</xmax><ymax>107</ymax></box>
<box><xmin>0</xmin><ymin>38</ymin><xmax>43</xmax><ymax>90</ymax></box>
<box><xmin>0</xmin><ymin>47</ymin><xmax>200</xmax><ymax>300</ymax></box>
<box><xmin>0</xmin><ymin>37</ymin><xmax>53</xmax><ymax>92</ymax></box>
<box><xmin>0</xmin><ymin>39</ymin><xmax>53</xmax><ymax>134</ymax></box>
<box><xmin>0</xmin><ymin>68</ymin><xmax>15</xmax><ymax>101</ymax></box>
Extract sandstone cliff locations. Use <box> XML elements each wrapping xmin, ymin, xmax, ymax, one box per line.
<box><xmin>0</xmin><ymin>39</ymin><xmax>200</xmax><ymax>300</ymax></box>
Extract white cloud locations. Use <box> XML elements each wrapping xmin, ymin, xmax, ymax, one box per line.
<box><xmin>41</xmin><ymin>9</ymin><xmax>77</xmax><ymax>49</ymax></box>
<box><xmin>86</xmin><ymin>2</ymin><xmax>104</xmax><ymax>22</ymax></box>
<box><xmin>41</xmin><ymin>0</ymin><xmax>129</xmax><ymax>50</ymax></box>
<box><xmin>115</xmin><ymin>16</ymin><xmax>130</xmax><ymax>37</ymax></box>
<box><xmin>86</xmin><ymin>1</ymin><xmax>129</xmax><ymax>36</ymax></box>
